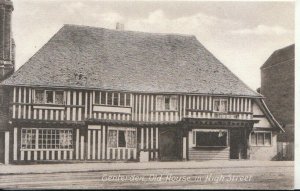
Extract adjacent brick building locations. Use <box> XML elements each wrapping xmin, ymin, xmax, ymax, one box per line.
<box><xmin>0</xmin><ymin>0</ymin><xmax>15</xmax><ymax>164</ymax></box>
<box><xmin>260</xmin><ymin>44</ymin><xmax>294</xmax><ymax>160</ymax></box>
<box><xmin>260</xmin><ymin>44</ymin><xmax>294</xmax><ymax>142</ymax></box>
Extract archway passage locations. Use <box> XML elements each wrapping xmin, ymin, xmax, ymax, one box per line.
<box><xmin>159</xmin><ymin>128</ymin><xmax>181</xmax><ymax>161</ymax></box>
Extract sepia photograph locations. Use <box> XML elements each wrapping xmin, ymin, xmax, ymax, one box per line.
<box><xmin>0</xmin><ymin>0</ymin><xmax>296</xmax><ymax>189</ymax></box>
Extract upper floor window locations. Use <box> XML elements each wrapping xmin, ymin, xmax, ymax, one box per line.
<box><xmin>94</xmin><ymin>91</ymin><xmax>131</xmax><ymax>107</ymax></box>
<box><xmin>156</xmin><ymin>95</ymin><xmax>178</xmax><ymax>111</ymax></box>
<box><xmin>213</xmin><ymin>98</ymin><xmax>228</xmax><ymax>113</ymax></box>
<box><xmin>35</xmin><ymin>90</ymin><xmax>64</xmax><ymax>105</ymax></box>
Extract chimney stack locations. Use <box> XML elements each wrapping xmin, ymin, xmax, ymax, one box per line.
<box><xmin>116</xmin><ymin>22</ymin><xmax>124</xmax><ymax>31</ymax></box>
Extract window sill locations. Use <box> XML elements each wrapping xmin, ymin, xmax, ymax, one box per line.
<box><xmin>250</xmin><ymin>145</ymin><xmax>272</xmax><ymax>147</ymax></box>
<box><xmin>193</xmin><ymin>146</ymin><xmax>228</xmax><ymax>148</ymax></box>
<box><xmin>107</xmin><ymin>147</ymin><xmax>136</xmax><ymax>149</ymax></box>
<box><xmin>20</xmin><ymin>149</ymin><xmax>74</xmax><ymax>151</ymax></box>
<box><xmin>33</xmin><ymin>105</ymin><xmax>65</xmax><ymax>110</ymax></box>
<box><xmin>93</xmin><ymin>104</ymin><xmax>131</xmax><ymax>108</ymax></box>
<box><xmin>151</xmin><ymin>110</ymin><xmax>178</xmax><ymax>112</ymax></box>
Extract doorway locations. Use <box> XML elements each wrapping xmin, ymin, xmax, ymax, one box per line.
<box><xmin>230</xmin><ymin>129</ymin><xmax>247</xmax><ymax>159</ymax></box>
<box><xmin>159</xmin><ymin>128</ymin><xmax>180</xmax><ymax>161</ymax></box>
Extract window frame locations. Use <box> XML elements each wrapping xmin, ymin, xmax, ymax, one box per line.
<box><xmin>107</xmin><ymin>127</ymin><xmax>137</xmax><ymax>148</ymax></box>
<box><xmin>34</xmin><ymin>90</ymin><xmax>65</xmax><ymax>105</ymax></box>
<box><xmin>21</xmin><ymin>128</ymin><xmax>73</xmax><ymax>150</ymax></box>
<box><xmin>250</xmin><ymin>131</ymin><xmax>272</xmax><ymax>147</ymax></box>
<box><xmin>213</xmin><ymin>98</ymin><xmax>228</xmax><ymax>113</ymax></box>
<box><xmin>94</xmin><ymin>92</ymin><xmax>131</xmax><ymax>107</ymax></box>
<box><xmin>156</xmin><ymin>95</ymin><xmax>178</xmax><ymax>111</ymax></box>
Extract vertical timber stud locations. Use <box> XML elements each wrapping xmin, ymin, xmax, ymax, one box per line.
<box><xmin>67</xmin><ymin>91</ymin><xmax>71</xmax><ymax>120</ymax></box>
<box><xmin>23</xmin><ymin>88</ymin><xmax>26</xmax><ymax>119</ymax></box>
<box><xmin>28</xmin><ymin>88</ymin><xmax>31</xmax><ymax>119</ymax></box>
<box><xmin>80</xmin><ymin>135</ymin><xmax>84</xmax><ymax>160</ymax></box>
<box><xmin>72</xmin><ymin>91</ymin><xmax>76</xmax><ymax>121</ymax></box>
<box><xmin>102</xmin><ymin>126</ymin><xmax>106</xmax><ymax>160</ymax></box>
<box><xmin>183</xmin><ymin>137</ymin><xmax>186</xmax><ymax>160</ymax></box>
<box><xmin>85</xmin><ymin>92</ymin><xmax>88</xmax><ymax>119</ymax></box>
<box><xmin>76</xmin><ymin>129</ymin><xmax>79</xmax><ymax>159</ymax></box>
<box><xmin>156</xmin><ymin>127</ymin><xmax>158</xmax><ymax>159</ymax></box>
<box><xmin>13</xmin><ymin>128</ymin><xmax>17</xmax><ymax>161</ymax></box>
<box><xmin>141</xmin><ymin>128</ymin><xmax>144</xmax><ymax>149</ymax></box>
<box><xmin>78</xmin><ymin>92</ymin><xmax>82</xmax><ymax>121</ymax></box>
<box><xmin>18</xmin><ymin>87</ymin><xmax>21</xmax><ymax>118</ymax></box>
<box><xmin>4</xmin><ymin>131</ymin><xmax>9</xmax><ymax>164</ymax></box>
<box><xmin>13</xmin><ymin>87</ymin><xmax>16</xmax><ymax>118</ymax></box>
<box><xmin>87</xmin><ymin>130</ymin><xmax>91</xmax><ymax>160</ymax></box>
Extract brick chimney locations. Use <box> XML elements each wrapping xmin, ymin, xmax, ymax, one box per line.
<box><xmin>0</xmin><ymin>0</ymin><xmax>14</xmax><ymax>81</ymax></box>
<box><xmin>116</xmin><ymin>22</ymin><xmax>124</xmax><ymax>31</ymax></box>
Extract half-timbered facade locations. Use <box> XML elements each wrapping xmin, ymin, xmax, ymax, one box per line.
<box><xmin>1</xmin><ymin>25</ymin><xmax>283</xmax><ymax>163</ymax></box>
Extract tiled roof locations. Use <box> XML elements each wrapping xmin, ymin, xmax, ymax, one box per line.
<box><xmin>2</xmin><ymin>24</ymin><xmax>260</xmax><ymax>97</ymax></box>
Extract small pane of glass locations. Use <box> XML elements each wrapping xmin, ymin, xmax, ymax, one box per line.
<box><xmin>55</xmin><ymin>91</ymin><xmax>64</xmax><ymax>104</ymax></box>
<box><xmin>126</xmin><ymin>94</ymin><xmax>131</xmax><ymax>106</ymax></box>
<box><xmin>113</xmin><ymin>93</ymin><xmax>119</xmax><ymax>106</ymax></box>
<box><xmin>257</xmin><ymin>133</ymin><xmax>264</xmax><ymax>146</ymax></box>
<box><xmin>118</xmin><ymin>130</ymin><xmax>126</xmax><ymax>147</ymax></box>
<box><xmin>35</xmin><ymin>90</ymin><xmax>44</xmax><ymax>104</ymax></box>
<box><xmin>265</xmin><ymin>133</ymin><xmax>271</xmax><ymax>146</ymax></box>
<box><xmin>107</xmin><ymin>92</ymin><xmax>113</xmax><ymax>105</ymax></box>
<box><xmin>46</xmin><ymin>91</ymin><xmax>54</xmax><ymax>104</ymax></box>
<box><xmin>251</xmin><ymin>132</ymin><xmax>257</xmax><ymax>145</ymax></box>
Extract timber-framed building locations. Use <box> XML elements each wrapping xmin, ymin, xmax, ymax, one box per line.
<box><xmin>1</xmin><ymin>24</ymin><xmax>283</xmax><ymax>163</ymax></box>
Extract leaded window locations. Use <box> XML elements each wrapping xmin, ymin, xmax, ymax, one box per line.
<box><xmin>107</xmin><ymin>128</ymin><xmax>137</xmax><ymax>148</ymax></box>
<box><xmin>21</xmin><ymin>129</ymin><xmax>36</xmax><ymax>149</ymax></box>
<box><xmin>21</xmin><ymin>128</ymin><xmax>73</xmax><ymax>150</ymax></box>
<box><xmin>156</xmin><ymin>95</ymin><xmax>178</xmax><ymax>111</ymax></box>
<box><xmin>213</xmin><ymin>98</ymin><xmax>228</xmax><ymax>112</ymax></box>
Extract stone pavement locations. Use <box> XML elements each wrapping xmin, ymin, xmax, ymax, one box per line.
<box><xmin>0</xmin><ymin>160</ymin><xmax>293</xmax><ymax>175</ymax></box>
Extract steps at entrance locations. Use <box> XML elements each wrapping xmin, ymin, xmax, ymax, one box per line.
<box><xmin>188</xmin><ymin>147</ymin><xmax>230</xmax><ymax>160</ymax></box>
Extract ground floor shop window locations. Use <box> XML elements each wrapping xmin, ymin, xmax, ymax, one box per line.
<box><xmin>250</xmin><ymin>131</ymin><xmax>271</xmax><ymax>146</ymax></box>
<box><xmin>21</xmin><ymin>128</ymin><xmax>73</xmax><ymax>150</ymax></box>
<box><xmin>193</xmin><ymin>129</ymin><xmax>228</xmax><ymax>147</ymax></box>
<box><xmin>108</xmin><ymin>127</ymin><xmax>136</xmax><ymax>148</ymax></box>
<box><xmin>21</xmin><ymin>129</ymin><xmax>37</xmax><ymax>149</ymax></box>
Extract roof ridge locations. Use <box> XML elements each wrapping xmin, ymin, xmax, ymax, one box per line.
<box><xmin>63</xmin><ymin>24</ymin><xmax>195</xmax><ymax>38</ymax></box>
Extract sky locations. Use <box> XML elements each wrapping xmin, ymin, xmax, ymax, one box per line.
<box><xmin>12</xmin><ymin>0</ymin><xmax>295</xmax><ymax>90</ymax></box>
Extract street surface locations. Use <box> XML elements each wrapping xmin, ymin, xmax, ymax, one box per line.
<box><xmin>0</xmin><ymin>161</ymin><xmax>294</xmax><ymax>189</ymax></box>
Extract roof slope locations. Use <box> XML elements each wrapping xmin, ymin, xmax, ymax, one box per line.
<box><xmin>2</xmin><ymin>25</ymin><xmax>260</xmax><ymax>97</ymax></box>
<box><xmin>261</xmin><ymin>44</ymin><xmax>294</xmax><ymax>69</ymax></box>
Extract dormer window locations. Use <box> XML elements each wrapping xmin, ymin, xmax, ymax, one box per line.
<box><xmin>156</xmin><ymin>95</ymin><xmax>178</xmax><ymax>111</ymax></box>
<box><xmin>213</xmin><ymin>98</ymin><xmax>228</xmax><ymax>113</ymax></box>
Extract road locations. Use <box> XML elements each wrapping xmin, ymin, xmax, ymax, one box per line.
<box><xmin>0</xmin><ymin>165</ymin><xmax>293</xmax><ymax>189</ymax></box>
